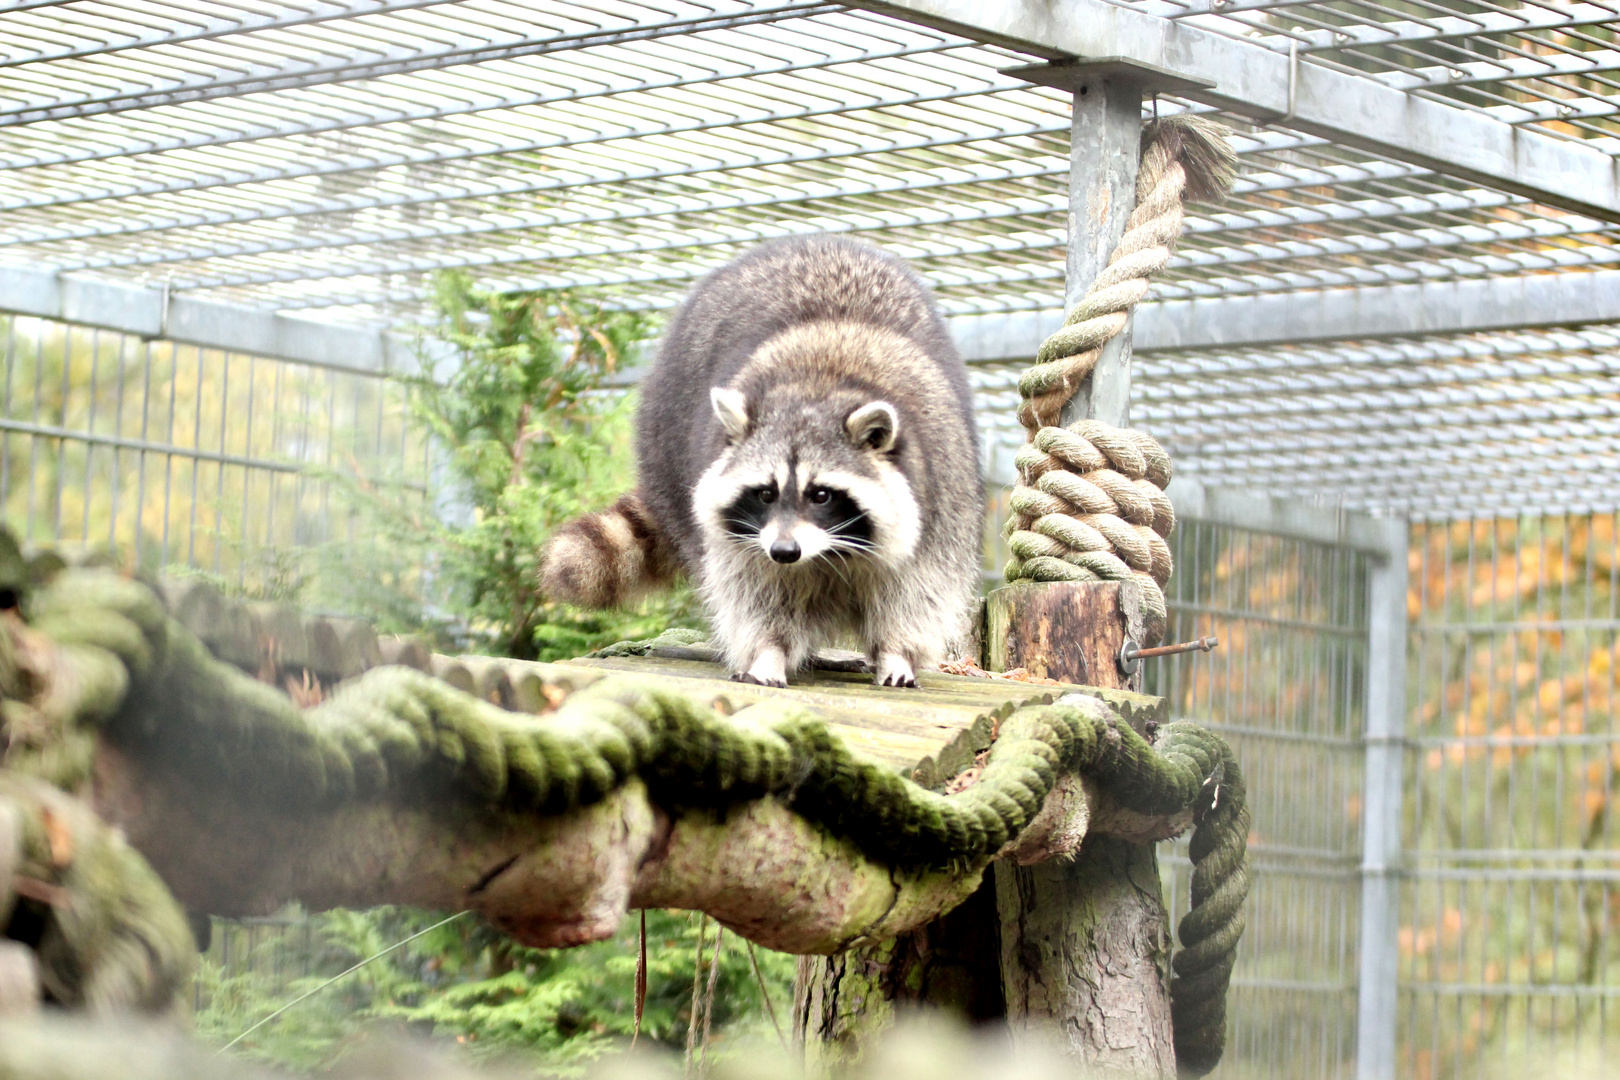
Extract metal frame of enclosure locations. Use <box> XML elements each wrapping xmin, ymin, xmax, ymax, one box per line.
<box><xmin>3</xmin><ymin>3</ymin><xmax>1618</xmax><ymax>1078</ymax></box>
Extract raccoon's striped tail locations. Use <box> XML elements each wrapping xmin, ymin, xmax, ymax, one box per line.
<box><xmin>541</xmin><ymin>491</ymin><xmax>679</xmax><ymax>609</ymax></box>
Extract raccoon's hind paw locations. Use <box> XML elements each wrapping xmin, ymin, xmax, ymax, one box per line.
<box><xmin>731</xmin><ymin>671</ymin><xmax>787</xmax><ymax>689</ymax></box>
<box><xmin>874</xmin><ymin>654</ymin><xmax>918</xmax><ymax>688</ymax></box>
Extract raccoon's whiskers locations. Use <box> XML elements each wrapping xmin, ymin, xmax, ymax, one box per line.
<box><xmin>824</xmin><ymin>516</ymin><xmax>876</xmax><ymax>557</ymax></box>
<box><xmin>828</xmin><ymin>534</ymin><xmax>877</xmax><ymax>555</ymax></box>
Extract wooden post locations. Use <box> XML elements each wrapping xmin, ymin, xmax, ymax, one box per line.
<box><xmin>793</xmin><ymin>880</ymin><xmax>1002</xmax><ymax>1070</ymax></box>
<box><xmin>987</xmin><ymin>580</ymin><xmax>1176</xmax><ymax>1076</ymax></box>
<box><xmin>985</xmin><ymin>59</ymin><xmax>1202</xmax><ymax>1078</ymax></box>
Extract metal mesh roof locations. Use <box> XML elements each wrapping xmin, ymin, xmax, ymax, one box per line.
<box><xmin>1110</xmin><ymin>0</ymin><xmax>1620</xmax><ymax>149</ymax></box>
<box><xmin>2</xmin><ymin>0</ymin><xmax>1618</xmax><ymax>520</ymax></box>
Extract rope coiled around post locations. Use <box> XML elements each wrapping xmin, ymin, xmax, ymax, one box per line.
<box><xmin>1004</xmin><ymin>116</ymin><xmax>1238</xmax><ymax>646</ymax></box>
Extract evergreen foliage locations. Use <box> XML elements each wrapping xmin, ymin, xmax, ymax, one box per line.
<box><xmin>197</xmin><ymin>909</ymin><xmax>793</xmax><ymax>1075</ymax></box>
<box><xmin>309</xmin><ymin>272</ymin><xmax>700</xmax><ymax>660</ymax></box>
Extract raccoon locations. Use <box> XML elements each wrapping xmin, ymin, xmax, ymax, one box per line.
<box><xmin>542</xmin><ymin>235</ymin><xmax>982</xmax><ymax>687</ymax></box>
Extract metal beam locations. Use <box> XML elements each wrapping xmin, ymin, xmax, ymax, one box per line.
<box><xmin>950</xmin><ymin>269</ymin><xmax>1620</xmax><ymax>362</ymax></box>
<box><xmin>0</xmin><ymin>264</ymin><xmax>429</xmax><ymax>374</ymax></box>
<box><xmin>1059</xmin><ymin>65</ymin><xmax>1145</xmax><ymax>427</ymax></box>
<box><xmin>1140</xmin><ymin>330</ymin><xmax>1620</xmax><ymax>379</ymax></box>
<box><xmin>1349</xmin><ymin>504</ymin><xmax>1403</xmax><ymax>1080</ymax></box>
<box><xmin>856</xmin><ymin>0</ymin><xmax>1620</xmax><ymax>223</ymax></box>
<box><xmin>12</xmin><ymin>263</ymin><xmax>1617</xmax><ymax>379</ymax></box>
<box><xmin>1164</xmin><ymin>477</ymin><xmax>1393</xmax><ymax>553</ymax></box>
<box><xmin>1142</xmin><ymin>270</ymin><xmax>1620</xmax><ymax>351</ymax></box>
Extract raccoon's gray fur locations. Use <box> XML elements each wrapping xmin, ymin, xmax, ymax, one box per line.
<box><xmin>542</xmin><ymin>235</ymin><xmax>981</xmax><ymax>687</ymax></box>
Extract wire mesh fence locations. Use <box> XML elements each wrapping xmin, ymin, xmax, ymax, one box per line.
<box><xmin>1148</xmin><ymin>516</ymin><xmax>1371</xmax><ymax>1080</ymax></box>
<box><xmin>0</xmin><ymin>314</ymin><xmax>428</xmax><ymax>588</ymax></box>
<box><xmin>1403</xmin><ymin>514</ymin><xmax>1620</xmax><ymax>1079</ymax></box>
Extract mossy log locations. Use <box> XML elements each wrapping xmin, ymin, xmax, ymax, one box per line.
<box><xmin>0</xmin><ymin>566</ymin><xmax>1239</xmax><ymax>1016</ymax></box>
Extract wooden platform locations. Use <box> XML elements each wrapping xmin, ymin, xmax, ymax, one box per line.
<box><xmin>151</xmin><ymin>576</ymin><xmax>1168</xmax><ymax>789</ymax></box>
<box><xmin>544</xmin><ymin>653</ymin><xmax>1165</xmax><ymax>789</ymax></box>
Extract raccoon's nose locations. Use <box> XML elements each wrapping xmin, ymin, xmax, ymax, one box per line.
<box><xmin>769</xmin><ymin>539</ymin><xmax>801</xmax><ymax>564</ymax></box>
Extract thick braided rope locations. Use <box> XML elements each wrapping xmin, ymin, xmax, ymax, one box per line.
<box><xmin>1164</xmin><ymin>727</ymin><xmax>1250</xmax><ymax>1078</ymax></box>
<box><xmin>1005</xmin><ymin>117</ymin><xmax>1237</xmax><ymax>646</ymax></box>
<box><xmin>1003</xmin><ymin>420</ymin><xmax>1178</xmax><ymax>643</ymax></box>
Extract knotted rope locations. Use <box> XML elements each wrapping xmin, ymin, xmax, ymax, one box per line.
<box><xmin>1004</xmin><ymin>116</ymin><xmax>1238</xmax><ymax>647</ymax></box>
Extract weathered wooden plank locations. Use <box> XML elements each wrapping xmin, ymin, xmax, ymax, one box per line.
<box><xmin>552</xmin><ymin>654</ymin><xmax>1161</xmax><ymax>777</ymax></box>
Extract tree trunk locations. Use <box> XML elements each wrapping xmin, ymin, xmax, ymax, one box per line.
<box><xmin>795</xmin><ymin>580</ymin><xmax>1177</xmax><ymax>1075</ymax></box>
<box><xmin>990</xmin><ymin>579</ymin><xmax>1177</xmax><ymax>1077</ymax></box>
<box><xmin>793</xmin><ymin>879</ymin><xmax>1002</xmax><ymax>1070</ymax></box>
<box><xmin>996</xmin><ymin>837</ymin><xmax>1175</xmax><ymax>1074</ymax></box>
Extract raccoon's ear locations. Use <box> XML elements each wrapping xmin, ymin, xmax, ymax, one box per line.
<box><xmin>846</xmin><ymin>401</ymin><xmax>899</xmax><ymax>453</ymax></box>
<box><xmin>710</xmin><ymin>387</ymin><xmax>751</xmax><ymax>442</ymax></box>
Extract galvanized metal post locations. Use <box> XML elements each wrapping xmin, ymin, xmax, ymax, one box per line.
<box><xmin>1061</xmin><ymin>72</ymin><xmax>1141</xmax><ymax>427</ymax></box>
<box><xmin>1003</xmin><ymin>58</ymin><xmax>1210</xmax><ymax>426</ymax></box>
<box><xmin>1356</xmin><ymin>517</ymin><xmax>1410</xmax><ymax>1080</ymax></box>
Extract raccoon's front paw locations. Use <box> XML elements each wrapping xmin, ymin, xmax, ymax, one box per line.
<box><xmin>731</xmin><ymin>671</ymin><xmax>787</xmax><ymax>688</ymax></box>
<box><xmin>874</xmin><ymin>654</ymin><xmax>918</xmax><ymax>688</ymax></box>
<box><xmin>734</xmin><ymin>646</ymin><xmax>788</xmax><ymax>688</ymax></box>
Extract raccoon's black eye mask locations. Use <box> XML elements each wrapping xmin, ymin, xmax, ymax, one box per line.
<box><xmin>720</xmin><ymin>481</ymin><xmax>872</xmax><ymax>552</ymax></box>
<box><xmin>721</xmin><ymin>483</ymin><xmax>777</xmax><ymax>538</ymax></box>
<box><xmin>815</xmin><ymin>491</ymin><xmax>875</xmax><ymax>550</ymax></box>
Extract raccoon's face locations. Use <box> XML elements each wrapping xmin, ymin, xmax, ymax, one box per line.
<box><xmin>693</xmin><ymin>387</ymin><xmax>921</xmax><ymax>567</ymax></box>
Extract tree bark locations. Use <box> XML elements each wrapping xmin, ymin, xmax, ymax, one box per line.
<box><xmin>989</xmin><ymin>579</ymin><xmax>1178</xmax><ymax>1077</ymax></box>
<box><xmin>996</xmin><ymin>837</ymin><xmax>1175</xmax><ymax>1074</ymax></box>
<box><xmin>793</xmin><ymin>879</ymin><xmax>1002</xmax><ymax>1070</ymax></box>
<box><xmin>795</xmin><ymin>580</ymin><xmax>1176</xmax><ymax>1074</ymax></box>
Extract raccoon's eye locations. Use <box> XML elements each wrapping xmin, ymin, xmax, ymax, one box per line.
<box><xmin>757</xmin><ymin>485</ymin><xmax>777</xmax><ymax>504</ymax></box>
<box><xmin>807</xmin><ymin>486</ymin><xmax>832</xmax><ymax>505</ymax></box>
